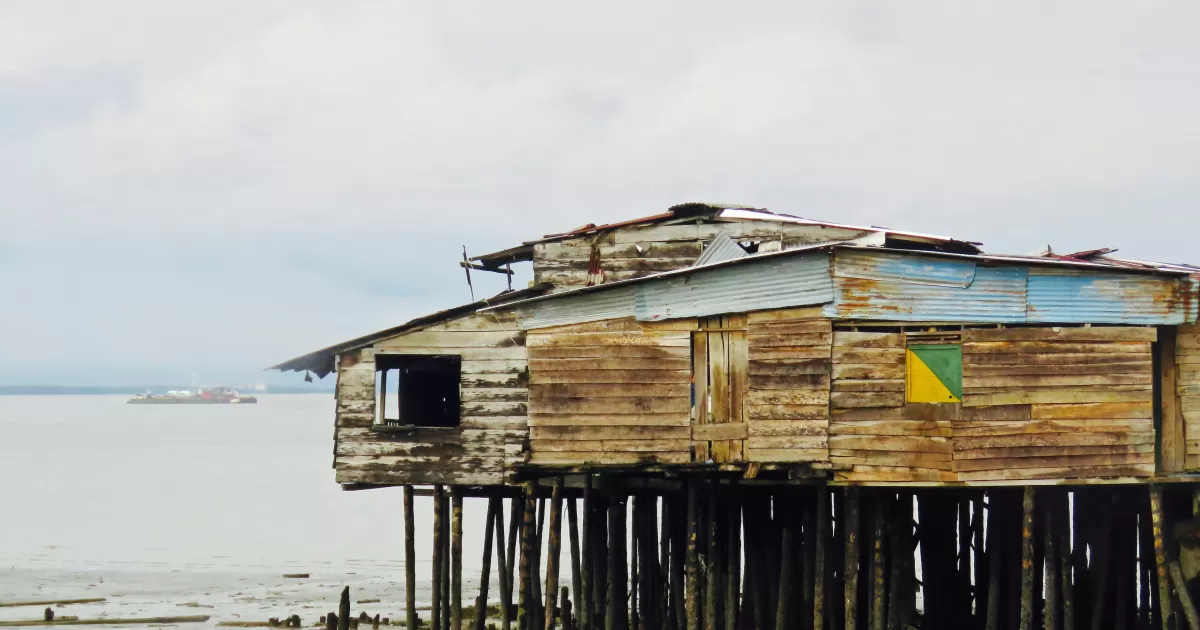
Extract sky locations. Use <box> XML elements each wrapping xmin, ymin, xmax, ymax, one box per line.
<box><xmin>2</xmin><ymin>1</ymin><xmax>1199</xmax><ymax>386</ymax></box>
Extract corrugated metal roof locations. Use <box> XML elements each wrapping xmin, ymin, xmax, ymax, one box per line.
<box><xmin>693</xmin><ymin>232</ymin><xmax>749</xmax><ymax>267</ymax></box>
<box><xmin>516</xmin><ymin>285</ymin><xmax>636</xmax><ymax>330</ymax></box>
<box><xmin>826</xmin><ymin>250</ymin><xmax>1028</xmax><ymax>323</ymax></box>
<box><xmin>1027</xmin><ymin>268</ymin><xmax>1198</xmax><ymax>325</ymax></box>
<box><xmin>636</xmin><ymin>253</ymin><xmax>834</xmax><ymax>321</ymax></box>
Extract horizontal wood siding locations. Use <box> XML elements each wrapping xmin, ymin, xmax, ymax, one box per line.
<box><xmin>526</xmin><ymin>318</ymin><xmax>695</xmax><ymax>465</ymax></box>
<box><xmin>829</xmin><ymin>330</ymin><xmax>954</xmax><ymax>482</ymax></box>
<box><xmin>532</xmin><ymin>221</ymin><xmax>868</xmax><ymax>291</ymax></box>
<box><xmin>334</xmin><ymin>311</ymin><xmax>529</xmax><ymax>486</ymax></box>
<box><xmin>1178</xmin><ymin>324</ymin><xmax>1200</xmax><ymax>470</ymax></box>
<box><xmin>957</xmin><ymin>326</ymin><xmax>1155</xmax><ymax>480</ymax></box>
<box><xmin>745</xmin><ymin>307</ymin><xmax>832</xmax><ymax>463</ymax></box>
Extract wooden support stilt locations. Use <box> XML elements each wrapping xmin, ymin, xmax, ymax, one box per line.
<box><xmin>1058</xmin><ymin>491</ymin><xmax>1074</xmax><ymax>630</ymax></box>
<box><xmin>685</xmin><ymin>482</ymin><xmax>701</xmax><ymax>630</ymax></box>
<box><xmin>1150</xmin><ymin>485</ymin><xmax>1172</xmax><ymax>630</ymax></box>
<box><xmin>958</xmin><ymin>496</ymin><xmax>971</xmax><ymax>626</ymax></box>
<box><xmin>1170</xmin><ymin>562</ymin><xmax>1200</xmax><ymax>630</ymax></box>
<box><xmin>569</xmin><ymin>497</ymin><xmax>583</xmax><ymax>630</ymax></box>
<box><xmin>338</xmin><ymin>587</ymin><xmax>350</xmax><ymax>630</ymax></box>
<box><xmin>1019</xmin><ymin>486</ymin><xmax>1036</xmax><ymax>630</ymax></box>
<box><xmin>507</xmin><ymin>496</ymin><xmax>523</xmax><ymax>630</ymax></box>
<box><xmin>1044</xmin><ymin>492</ymin><xmax>1060</xmax><ymax>630</ymax></box>
<box><xmin>545</xmin><ymin>478</ymin><xmax>564</xmax><ymax>630</ymax></box>
<box><xmin>404</xmin><ymin>486</ymin><xmax>417</xmax><ymax>630</ymax></box>
<box><xmin>814</xmin><ymin>486</ymin><xmax>828</xmax><ymax>630</ymax></box>
<box><xmin>801</xmin><ymin>491</ymin><xmax>816</xmax><ymax>629</ymax></box>
<box><xmin>1139</xmin><ymin>499</ymin><xmax>1153</xmax><ymax>630</ymax></box>
<box><xmin>662</xmin><ymin>496</ymin><xmax>676</xmax><ymax>630</ymax></box>
<box><xmin>705</xmin><ymin>488</ymin><xmax>719</xmax><ymax>630</ymax></box>
<box><xmin>520</xmin><ymin>483</ymin><xmax>538</xmax><ymax>630</ymax></box>
<box><xmin>726</xmin><ymin>492</ymin><xmax>741</xmax><ymax>630</ymax></box>
<box><xmin>434</xmin><ymin>485</ymin><xmax>445</xmax><ymax>630</ymax></box>
<box><xmin>984</xmin><ymin>491</ymin><xmax>1003</xmax><ymax>630</ymax></box>
<box><xmin>580</xmin><ymin>479</ymin><xmax>593</xmax><ymax>630</ymax></box>
<box><xmin>845</xmin><ymin>487</ymin><xmax>862</xmax><ymax>630</ymax></box>
<box><xmin>443</xmin><ymin>493</ymin><xmax>453</xmax><ymax>630</ymax></box>
<box><xmin>741</xmin><ymin>495</ymin><xmax>761</xmax><ymax>630</ymax></box>
<box><xmin>632</xmin><ymin>508</ymin><xmax>640</xmax><ymax>630</ymax></box>
<box><xmin>886</xmin><ymin>495</ymin><xmax>903</xmax><ymax>630</ymax></box>
<box><xmin>972</xmin><ymin>493</ymin><xmax>987</xmax><ymax>627</ymax></box>
<box><xmin>1114</xmin><ymin>511</ymin><xmax>1132</xmax><ymax>630</ymax></box>
<box><xmin>872</xmin><ymin>499</ymin><xmax>886</xmax><ymax>630</ymax></box>
<box><xmin>640</xmin><ymin>495</ymin><xmax>659</xmax><ymax>630</ymax></box>
<box><xmin>452</xmin><ymin>491</ymin><xmax>464</xmax><ymax>630</ymax></box>
<box><xmin>775</xmin><ymin>502</ymin><xmax>795</xmax><ymax>630</ymax></box>
<box><xmin>476</xmin><ymin>497</ymin><xmax>498</xmax><ymax>630</ymax></box>
<box><xmin>614</xmin><ymin>494</ymin><xmax>630</xmax><ymax>630</ymax></box>
<box><xmin>536</xmin><ymin>498</ymin><xmax>548</xmax><ymax>630</ymax></box>
<box><xmin>595</xmin><ymin>493</ymin><xmax>610</xmax><ymax>630</ymax></box>
<box><xmin>607</xmin><ymin>493</ymin><xmax>620</xmax><ymax>630</ymax></box>
<box><xmin>669</xmin><ymin>494</ymin><xmax>685</xmax><ymax>630</ymax></box>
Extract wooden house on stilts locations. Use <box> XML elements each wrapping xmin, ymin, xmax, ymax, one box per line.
<box><xmin>273</xmin><ymin>203</ymin><xmax>1200</xmax><ymax>630</ymax></box>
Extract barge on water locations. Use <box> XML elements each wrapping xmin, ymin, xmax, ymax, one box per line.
<box><xmin>127</xmin><ymin>387</ymin><xmax>257</xmax><ymax>404</ymax></box>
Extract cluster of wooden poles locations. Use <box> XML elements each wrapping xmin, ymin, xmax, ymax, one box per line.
<box><xmin>400</xmin><ymin>479</ymin><xmax>1200</xmax><ymax>630</ymax></box>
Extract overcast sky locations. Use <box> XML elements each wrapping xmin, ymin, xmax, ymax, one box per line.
<box><xmin>2</xmin><ymin>2</ymin><xmax>1199</xmax><ymax>386</ymax></box>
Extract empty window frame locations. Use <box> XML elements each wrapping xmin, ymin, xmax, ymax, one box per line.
<box><xmin>376</xmin><ymin>354</ymin><xmax>462</xmax><ymax>428</ymax></box>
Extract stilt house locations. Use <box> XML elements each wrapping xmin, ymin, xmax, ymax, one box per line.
<box><xmin>271</xmin><ymin>203</ymin><xmax>1200</xmax><ymax>488</ymax></box>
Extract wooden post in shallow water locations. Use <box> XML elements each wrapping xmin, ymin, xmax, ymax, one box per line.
<box><xmin>452</xmin><ymin>490</ymin><xmax>464</xmax><ymax>630</ymax></box>
<box><xmin>814</xmin><ymin>487</ymin><xmax>828</xmax><ymax>630</ymax></box>
<box><xmin>545</xmin><ymin>478</ymin><xmax>564</xmax><ymax>630</ymax></box>
<box><xmin>506</xmin><ymin>495</ymin><xmax>522</xmax><ymax>630</ymax></box>
<box><xmin>476</xmin><ymin>497</ymin><xmax>498</xmax><ymax>630</ymax></box>
<box><xmin>775</xmin><ymin>504</ymin><xmax>796</xmax><ymax>630</ymax></box>
<box><xmin>871</xmin><ymin>501</ymin><xmax>886</xmax><ymax>630</ymax></box>
<box><xmin>338</xmin><ymin>587</ymin><xmax>351</xmax><ymax>630</ymax></box>
<box><xmin>568</xmin><ymin>496</ymin><xmax>583</xmax><ymax>630</ymax></box>
<box><xmin>844</xmin><ymin>487</ymin><xmax>861</xmax><ymax>630</ymax></box>
<box><xmin>726</xmin><ymin>493</ymin><xmax>741</xmax><ymax>630</ymax></box>
<box><xmin>433</xmin><ymin>485</ymin><xmax>445</xmax><ymax>630</ymax></box>
<box><xmin>520</xmin><ymin>483</ymin><xmax>538</xmax><ymax>630</ymax></box>
<box><xmin>684</xmin><ymin>482</ymin><xmax>700</xmax><ymax>630</ymax></box>
<box><xmin>1019</xmin><ymin>487</ymin><xmax>1036</xmax><ymax>630</ymax></box>
<box><xmin>705</xmin><ymin>488</ymin><xmax>719</xmax><ymax>630</ymax></box>
<box><xmin>1150</xmin><ymin>485</ymin><xmax>1173</xmax><ymax>630</ymax></box>
<box><xmin>1044</xmin><ymin>493</ymin><xmax>1060</xmax><ymax>630</ymax></box>
<box><xmin>404</xmin><ymin>486</ymin><xmax>417</xmax><ymax>630</ymax></box>
<box><xmin>580</xmin><ymin>479</ymin><xmax>593</xmax><ymax>630</ymax></box>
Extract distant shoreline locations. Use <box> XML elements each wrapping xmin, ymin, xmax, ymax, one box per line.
<box><xmin>0</xmin><ymin>386</ymin><xmax>334</xmax><ymax>396</ymax></box>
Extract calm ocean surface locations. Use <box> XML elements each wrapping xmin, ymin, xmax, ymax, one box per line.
<box><xmin>0</xmin><ymin>394</ymin><xmax>491</xmax><ymax>625</ymax></box>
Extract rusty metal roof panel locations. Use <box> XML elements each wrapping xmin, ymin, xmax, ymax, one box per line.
<box><xmin>1026</xmin><ymin>269</ymin><xmax>1198</xmax><ymax>325</ymax></box>
<box><xmin>826</xmin><ymin>249</ymin><xmax>1028</xmax><ymax>323</ymax></box>
<box><xmin>635</xmin><ymin>252</ymin><xmax>834</xmax><ymax>321</ymax></box>
<box><xmin>516</xmin><ymin>285</ymin><xmax>636</xmax><ymax>330</ymax></box>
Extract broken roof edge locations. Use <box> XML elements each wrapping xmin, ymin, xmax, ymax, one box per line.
<box><xmin>267</xmin><ymin>283</ymin><xmax>553</xmax><ymax>377</ymax></box>
<box><xmin>481</xmin><ymin>241</ymin><xmax>1198</xmax><ymax>315</ymax></box>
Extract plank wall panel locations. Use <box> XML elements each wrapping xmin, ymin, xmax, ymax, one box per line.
<box><xmin>745</xmin><ymin>310</ymin><xmax>832</xmax><ymax>463</ymax></box>
<box><xmin>1177</xmin><ymin>323</ymin><xmax>1200</xmax><ymax>470</ymax></box>
<box><xmin>526</xmin><ymin>317</ymin><xmax>695</xmax><ymax>466</ymax></box>
<box><xmin>333</xmin><ymin>311</ymin><xmax>530</xmax><ymax>486</ymax></box>
<box><xmin>957</xmin><ymin>326</ymin><xmax>1155</xmax><ymax>480</ymax></box>
<box><xmin>828</xmin><ymin>331</ymin><xmax>956</xmax><ymax>481</ymax></box>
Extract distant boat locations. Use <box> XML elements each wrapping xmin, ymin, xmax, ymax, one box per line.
<box><xmin>127</xmin><ymin>387</ymin><xmax>258</xmax><ymax>404</ymax></box>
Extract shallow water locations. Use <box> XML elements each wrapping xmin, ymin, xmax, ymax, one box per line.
<box><xmin>0</xmin><ymin>394</ymin><xmax>492</xmax><ymax>626</ymax></box>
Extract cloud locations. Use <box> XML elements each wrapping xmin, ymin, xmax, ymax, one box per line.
<box><xmin>2</xmin><ymin>1</ymin><xmax>1200</xmax><ymax>383</ymax></box>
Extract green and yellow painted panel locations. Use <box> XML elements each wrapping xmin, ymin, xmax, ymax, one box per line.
<box><xmin>905</xmin><ymin>344</ymin><xmax>962</xmax><ymax>403</ymax></box>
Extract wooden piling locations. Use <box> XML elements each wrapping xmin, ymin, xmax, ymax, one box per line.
<box><xmin>705</xmin><ymin>488</ymin><xmax>719</xmax><ymax>630</ymax></box>
<box><xmin>613</xmin><ymin>494</ymin><xmax>630</xmax><ymax>630</ymax></box>
<box><xmin>595</xmin><ymin>492</ymin><xmax>610</xmax><ymax>630</ymax></box>
<box><xmin>985</xmin><ymin>491</ymin><xmax>1002</xmax><ymax>630</ymax></box>
<box><xmin>958</xmin><ymin>496</ymin><xmax>971</xmax><ymax>626</ymax></box>
<box><xmin>662</xmin><ymin>496</ymin><xmax>676</xmax><ymax>630</ymax></box>
<box><xmin>453</xmin><ymin>491</ymin><xmax>464</xmax><ymax>630</ymax></box>
<box><xmin>844</xmin><ymin>487</ymin><xmax>861</xmax><ymax>630</ymax></box>
<box><xmin>536</xmin><ymin>498</ymin><xmax>548</xmax><ymax>630</ymax></box>
<box><xmin>1058</xmin><ymin>492</ymin><xmax>1074</xmax><ymax>630</ymax></box>
<box><xmin>775</xmin><ymin>503</ymin><xmax>795</xmax><ymax>630</ymax></box>
<box><xmin>814</xmin><ymin>487</ymin><xmax>828</xmax><ymax>630</ymax></box>
<box><xmin>496</xmin><ymin>497</ymin><xmax>513</xmax><ymax>630</ymax></box>
<box><xmin>404</xmin><ymin>486</ymin><xmax>417</xmax><ymax>630</ymax></box>
<box><xmin>1170</xmin><ymin>562</ymin><xmax>1199</xmax><ymax>630</ymax></box>
<box><xmin>520</xmin><ymin>483</ymin><xmax>538</xmax><ymax>630</ymax></box>
<box><xmin>1019</xmin><ymin>486</ymin><xmax>1036</xmax><ymax>630</ymax></box>
<box><xmin>338</xmin><ymin>587</ymin><xmax>350</xmax><ymax>630</ymax></box>
<box><xmin>545</xmin><ymin>478</ymin><xmax>564</xmax><ymax>630</ymax></box>
<box><xmin>871</xmin><ymin>500</ymin><xmax>885</xmax><ymax>630</ymax></box>
<box><xmin>569</xmin><ymin>497</ymin><xmax>583</xmax><ymax>630</ymax></box>
<box><xmin>580</xmin><ymin>478</ymin><xmax>593</xmax><ymax>630</ymax></box>
<box><xmin>434</xmin><ymin>485</ymin><xmax>445</xmax><ymax>630</ymax></box>
<box><xmin>1044</xmin><ymin>492</ymin><xmax>1060</xmax><ymax>630</ymax></box>
<box><xmin>726</xmin><ymin>492</ymin><xmax>741</xmax><ymax>630</ymax></box>
<box><xmin>972</xmin><ymin>493</ymin><xmax>987</xmax><ymax>627</ymax></box>
<box><xmin>670</xmin><ymin>494</ymin><xmax>686</xmax><ymax>630</ymax></box>
<box><xmin>507</xmin><ymin>496</ymin><xmax>523</xmax><ymax>630</ymax></box>
<box><xmin>685</xmin><ymin>481</ymin><xmax>700</xmax><ymax>630</ymax></box>
<box><xmin>476</xmin><ymin>497</ymin><xmax>498</xmax><ymax>630</ymax></box>
<box><xmin>1150</xmin><ymin>485</ymin><xmax>1172</xmax><ymax>630</ymax></box>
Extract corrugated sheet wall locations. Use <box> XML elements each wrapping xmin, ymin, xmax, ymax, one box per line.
<box><xmin>1027</xmin><ymin>268</ymin><xmax>1197</xmax><ymax>325</ymax></box>
<box><xmin>517</xmin><ymin>286</ymin><xmax>636</xmax><ymax>330</ymax></box>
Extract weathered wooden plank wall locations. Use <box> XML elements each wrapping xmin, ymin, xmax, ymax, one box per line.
<box><xmin>526</xmin><ymin>318</ymin><xmax>695</xmax><ymax>465</ymax></box>
<box><xmin>533</xmin><ymin>221</ymin><xmax>867</xmax><ymax>290</ymax></box>
<box><xmin>1176</xmin><ymin>323</ymin><xmax>1200</xmax><ymax>470</ymax></box>
<box><xmin>744</xmin><ymin>307</ymin><xmax>832</xmax><ymax>463</ymax></box>
<box><xmin>829</xmin><ymin>330</ymin><xmax>955</xmax><ymax>482</ymax></box>
<box><xmin>958</xmin><ymin>326</ymin><xmax>1155</xmax><ymax>481</ymax></box>
<box><xmin>334</xmin><ymin>310</ymin><xmax>529</xmax><ymax>486</ymax></box>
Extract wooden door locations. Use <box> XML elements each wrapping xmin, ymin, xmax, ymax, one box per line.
<box><xmin>692</xmin><ymin>314</ymin><xmax>749</xmax><ymax>463</ymax></box>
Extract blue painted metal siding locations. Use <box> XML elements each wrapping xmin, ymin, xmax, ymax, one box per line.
<box><xmin>635</xmin><ymin>253</ymin><xmax>834</xmax><ymax>321</ymax></box>
<box><xmin>1027</xmin><ymin>269</ymin><xmax>1196</xmax><ymax>324</ymax></box>
<box><xmin>825</xmin><ymin>250</ymin><xmax>1028</xmax><ymax>323</ymax></box>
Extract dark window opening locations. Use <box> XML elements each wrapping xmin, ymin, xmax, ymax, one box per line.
<box><xmin>376</xmin><ymin>354</ymin><xmax>461</xmax><ymax>428</ymax></box>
